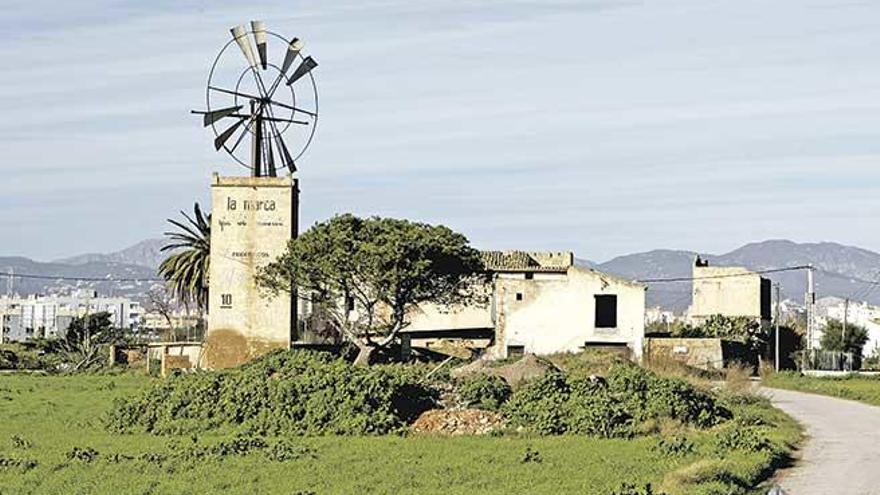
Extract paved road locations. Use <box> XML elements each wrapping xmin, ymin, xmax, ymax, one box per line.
<box><xmin>764</xmin><ymin>387</ymin><xmax>880</xmax><ymax>495</ymax></box>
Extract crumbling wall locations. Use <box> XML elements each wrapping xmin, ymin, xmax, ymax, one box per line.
<box><xmin>644</xmin><ymin>338</ymin><xmax>752</xmax><ymax>371</ymax></box>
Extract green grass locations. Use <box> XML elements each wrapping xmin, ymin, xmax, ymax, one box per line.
<box><xmin>764</xmin><ymin>371</ymin><xmax>880</xmax><ymax>406</ymax></box>
<box><xmin>0</xmin><ymin>372</ymin><xmax>799</xmax><ymax>495</ymax></box>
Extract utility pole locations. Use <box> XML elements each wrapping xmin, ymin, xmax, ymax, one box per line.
<box><xmin>843</xmin><ymin>297</ymin><xmax>849</xmax><ymax>343</ymax></box>
<box><xmin>806</xmin><ymin>265</ymin><xmax>816</xmax><ymax>352</ymax></box>
<box><xmin>775</xmin><ymin>283</ymin><xmax>781</xmax><ymax>372</ymax></box>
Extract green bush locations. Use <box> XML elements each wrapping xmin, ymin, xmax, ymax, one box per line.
<box><xmin>566</xmin><ymin>378</ymin><xmax>633</xmax><ymax>437</ymax></box>
<box><xmin>457</xmin><ymin>374</ymin><xmax>512</xmax><ymax>411</ymax></box>
<box><xmin>502</xmin><ymin>365</ymin><xmax>729</xmax><ymax>437</ymax></box>
<box><xmin>105</xmin><ymin>350</ymin><xmax>437</xmax><ymax>436</ymax></box>
<box><xmin>0</xmin><ymin>344</ymin><xmax>58</xmax><ymax>371</ymax></box>
<box><xmin>501</xmin><ymin>372</ymin><xmax>571</xmax><ymax>434</ymax></box>
<box><xmin>607</xmin><ymin>365</ymin><xmax>729</xmax><ymax>428</ymax></box>
<box><xmin>713</xmin><ymin>426</ymin><xmax>776</xmax><ymax>454</ymax></box>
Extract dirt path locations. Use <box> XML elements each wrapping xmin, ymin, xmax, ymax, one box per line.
<box><xmin>763</xmin><ymin>387</ymin><xmax>880</xmax><ymax>495</ymax></box>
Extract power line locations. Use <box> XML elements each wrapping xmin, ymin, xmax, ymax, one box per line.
<box><xmin>0</xmin><ymin>271</ymin><xmax>162</xmax><ymax>283</ymax></box>
<box><xmin>816</xmin><ymin>268</ymin><xmax>880</xmax><ymax>287</ymax></box>
<box><xmin>637</xmin><ymin>265</ymin><xmax>812</xmax><ymax>283</ymax></box>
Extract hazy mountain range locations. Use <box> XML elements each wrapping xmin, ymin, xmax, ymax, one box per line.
<box><xmin>54</xmin><ymin>238</ymin><xmax>169</xmax><ymax>269</ymax></box>
<box><xmin>593</xmin><ymin>240</ymin><xmax>880</xmax><ymax>311</ymax></box>
<box><xmin>2</xmin><ymin>239</ymin><xmax>879</xmax><ymax>309</ymax></box>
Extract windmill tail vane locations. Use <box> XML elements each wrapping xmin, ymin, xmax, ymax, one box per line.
<box><xmin>192</xmin><ymin>20</ymin><xmax>320</xmax><ymax>177</ymax></box>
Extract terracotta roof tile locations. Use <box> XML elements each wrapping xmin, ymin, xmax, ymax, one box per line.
<box><xmin>481</xmin><ymin>251</ymin><xmax>570</xmax><ymax>273</ymax></box>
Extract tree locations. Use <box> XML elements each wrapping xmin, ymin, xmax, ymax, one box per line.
<box><xmin>675</xmin><ymin>315</ymin><xmax>767</xmax><ymax>346</ymax></box>
<box><xmin>144</xmin><ymin>285</ymin><xmax>198</xmax><ymax>342</ymax></box>
<box><xmin>145</xmin><ymin>286</ymin><xmax>176</xmax><ymax>340</ymax></box>
<box><xmin>59</xmin><ymin>312</ymin><xmax>122</xmax><ymax>371</ymax></box>
<box><xmin>820</xmin><ymin>318</ymin><xmax>869</xmax><ymax>367</ymax></box>
<box><xmin>257</xmin><ymin>214</ymin><xmax>488</xmax><ymax>365</ymax></box>
<box><xmin>863</xmin><ymin>343</ymin><xmax>880</xmax><ymax>371</ymax></box>
<box><xmin>158</xmin><ymin>203</ymin><xmax>210</xmax><ymax>314</ymax></box>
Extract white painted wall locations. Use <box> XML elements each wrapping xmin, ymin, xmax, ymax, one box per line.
<box><xmin>490</xmin><ymin>267</ymin><xmax>646</xmax><ymax>360</ymax></box>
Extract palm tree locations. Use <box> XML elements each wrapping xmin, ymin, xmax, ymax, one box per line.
<box><xmin>159</xmin><ymin>203</ymin><xmax>210</xmax><ymax>313</ymax></box>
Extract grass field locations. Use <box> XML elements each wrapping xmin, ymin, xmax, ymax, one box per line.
<box><xmin>0</xmin><ymin>372</ymin><xmax>799</xmax><ymax>495</ymax></box>
<box><xmin>764</xmin><ymin>371</ymin><xmax>880</xmax><ymax>406</ymax></box>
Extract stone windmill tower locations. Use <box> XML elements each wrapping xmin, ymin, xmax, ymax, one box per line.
<box><xmin>191</xmin><ymin>21</ymin><xmax>319</xmax><ymax>368</ymax></box>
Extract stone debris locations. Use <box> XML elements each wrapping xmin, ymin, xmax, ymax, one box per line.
<box><xmin>411</xmin><ymin>409</ymin><xmax>504</xmax><ymax>436</ymax></box>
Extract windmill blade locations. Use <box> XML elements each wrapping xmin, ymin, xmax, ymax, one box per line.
<box><xmin>199</xmin><ymin>105</ymin><xmax>243</xmax><ymax>126</ymax></box>
<box><xmin>275</xmin><ymin>134</ymin><xmax>296</xmax><ymax>173</ymax></box>
<box><xmin>250</xmin><ymin>20</ymin><xmax>268</xmax><ymax>70</ymax></box>
<box><xmin>230</xmin><ymin>25</ymin><xmax>258</xmax><ymax>68</ymax></box>
<box><xmin>214</xmin><ymin>118</ymin><xmax>246</xmax><ymax>150</ymax></box>
<box><xmin>286</xmin><ymin>56</ymin><xmax>318</xmax><ymax>85</ymax></box>
<box><xmin>280</xmin><ymin>38</ymin><xmax>304</xmax><ymax>75</ymax></box>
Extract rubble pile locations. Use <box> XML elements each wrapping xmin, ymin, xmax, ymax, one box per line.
<box><xmin>411</xmin><ymin>409</ymin><xmax>503</xmax><ymax>436</ymax></box>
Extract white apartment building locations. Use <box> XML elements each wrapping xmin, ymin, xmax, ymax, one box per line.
<box><xmin>0</xmin><ymin>290</ymin><xmax>141</xmax><ymax>343</ymax></box>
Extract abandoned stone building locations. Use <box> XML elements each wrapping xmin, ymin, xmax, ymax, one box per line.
<box><xmin>403</xmin><ymin>251</ymin><xmax>647</xmax><ymax>360</ymax></box>
<box><xmin>688</xmin><ymin>256</ymin><xmax>771</xmax><ymax>326</ymax></box>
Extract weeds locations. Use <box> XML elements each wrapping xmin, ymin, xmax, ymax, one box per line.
<box><xmin>502</xmin><ymin>365</ymin><xmax>730</xmax><ymax>437</ymax></box>
<box><xmin>456</xmin><ymin>373</ymin><xmax>512</xmax><ymax>411</ymax></box>
<box><xmin>10</xmin><ymin>434</ymin><xmax>31</xmax><ymax>449</ymax></box>
<box><xmin>520</xmin><ymin>446</ymin><xmax>543</xmax><ymax>464</ymax></box>
<box><xmin>66</xmin><ymin>447</ymin><xmax>99</xmax><ymax>463</ymax></box>
<box><xmin>653</xmin><ymin>435</ymin><xmax>694</xmax><ymax>458</ymax></box>
<box><xmin>106</xmin><ymin>350</ymin><xmax>437</xmax><ymax>436</ymax></box>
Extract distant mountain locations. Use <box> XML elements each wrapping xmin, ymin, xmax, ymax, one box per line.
<box><xmin>597</xmin><ymin>240</ymin><xmax>880</xmax><ymax>312</ymax></box>
<box><xmin>6</xmin><ymin>238</ymin><xmax>880</xmax><ymax>310</ymax></box>
<box><xmin>574</xmin><ymin>258</ymin><xmax>599</xmax><ymax>269</ymax></box>
<box><xmin>55</xmin><ymin>238</ymin><xmax>168</xmax><ymax>270</ymax></box>
<box><xmin>0</xmin><ymin>256</ymin><xmax>159</xmax><ymax>299</ymax></box>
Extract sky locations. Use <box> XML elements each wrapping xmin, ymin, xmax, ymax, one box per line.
<box><xmin>1</xmin><ymin>0</ymin><xmax>879</xmax><ymax>263</ymax></box>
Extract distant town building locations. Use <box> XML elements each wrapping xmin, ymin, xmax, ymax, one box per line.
<box><xmin>688</xmin><ymin>256</ymin><xmax>771</xmax><ymax>326</ymax></box>
<box><xmin>141</xmin><ymin>310</ymin><xmax>202</xmax><ymax>333</ymax></box>
<box><xmin>645</xmin><ymin>306</ymin><xmax>681</xmax><ymax>327</ymax></box>
<box><xmin>402</xmin><ymin>251</ymin><xmax>647</xmax><ymax>360</ymax></box>
<box><xmin>0</xmin><ymin>290</ymin><xmax>141</xmax><ymax>343</ymax></box>
<box><xmin>817</xmin><ymin>297</ymin><xmax>880</xmax><ymax>355</ymax></box>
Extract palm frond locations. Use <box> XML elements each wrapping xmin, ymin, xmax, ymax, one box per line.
<box><xmin>159</xmin><ymin>202</ymin><xmax>211</xmax><ymax>312</ymax></box>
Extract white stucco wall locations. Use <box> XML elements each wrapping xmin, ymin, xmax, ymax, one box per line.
<box><xmin>490</xmin><ymin>267</ymin><xmax>646</xmax><ymax>360</ymax></box>
<box><xmin>690</xmin><ymin>266</ymin><xmax>763</xmax><ymax>320</ymax></box>
<box><xmin>406</xmin><ymin>283</ymin><xmax>494</xmax><ymax>331</ymax></box>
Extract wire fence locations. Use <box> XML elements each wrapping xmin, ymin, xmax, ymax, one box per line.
<box><xmin>798</xmin><ymin>349</ymin><xmax>855</xmax><ymax>372</ymax></box>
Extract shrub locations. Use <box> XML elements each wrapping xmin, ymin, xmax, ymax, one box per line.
<box><xmin>501</xmin><ymin>372</ymin><xmax>570</xmax><ymax>434</ymax></box>
<box><xmin>566</xmin><ymin>378</ymin><xmax>633</xmax><ymax>437</ymax></box>
<box><xmin>456</xmin><ymin>374</ymin><xmax>512</xmax><ymax>411</ymax></box>
<box><xmin>503</xmin><ymin>365</ymin><xmax>729</xmax><ymax>437</ymax></box>
<box><xmin>0</xmin><ymin>344</ymin><xmax>57</xmax><ymax>371</ymax></box>
<box><xmin>106</xmin><ymin>350</ymin><xmax>437</xmax><ymax>436</ymax></box>
<box><xmin>66</xmin><ymin>447</ymin><xmax>99</xmax><ymax>463</ymax></box>
<box><xmin>609</xmin><ymin>483</ymin><xmax>666</xmax><ymax>495</ymax></box>
<box><xmin>713</xmin><ymin>426</ymin><xmax>776</xmax><ymax>454</ymax></box>
<box><xmin>654</xmin><ymin>435</ymin><xmax>694</xmax><ymax>458</ymax></box>
<box><xmin>520</xmin><ymin>446</ymin><xmax>543</xmax><ymax>464</ymax></box>
<box><xmin>607</xmin><ymin>365</ymin><xmax>729</xmax><ymax>428</ymax></box>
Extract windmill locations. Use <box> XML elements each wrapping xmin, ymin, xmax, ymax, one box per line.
<box><xmin>192</xmin><ymin>21</ymin><xmax>319</xmax><ymax>177</ymax></box>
